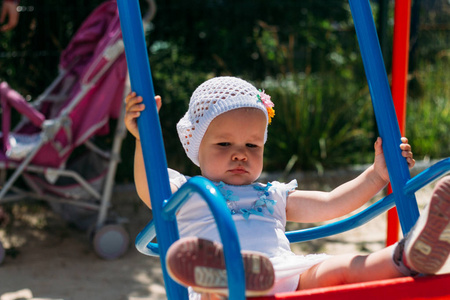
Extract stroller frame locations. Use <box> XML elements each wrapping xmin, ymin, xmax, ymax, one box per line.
<box><xmin>0</xmin><ymin>0</ymin><xmax>131</xmax><ymax>262</ymax></box>
<box><xmin>0</xmin><ymin>87</ymin><xmax>128</xmax><ymax>224</ymax></box>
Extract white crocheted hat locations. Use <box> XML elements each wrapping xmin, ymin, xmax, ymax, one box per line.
<box><xmin>177</xmin><ymin>76</ymin><xmax>274</xmax><ymax>166</ymax></box>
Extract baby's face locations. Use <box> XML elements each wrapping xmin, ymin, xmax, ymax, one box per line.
<box><xmin>198</xmin><ymin>108</ymin><xmax>266</xmax><ymax>185</ymax></box>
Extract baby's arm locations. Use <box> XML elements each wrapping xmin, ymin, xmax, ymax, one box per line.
<box><xmin>286</xmin><ymin>137</ymin><xmax>415</xmax><ymax>223</ymax></box>
<box><xmin>124</xmin><ymin>92</ymin><xmax>177</xmax><ymax>209</ymax></box>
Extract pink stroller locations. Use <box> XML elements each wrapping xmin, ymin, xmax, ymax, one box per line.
<box><xmin>0</xmin><ymin>0</ymin><xmax>130</xmax><ymax>262</ymax></box>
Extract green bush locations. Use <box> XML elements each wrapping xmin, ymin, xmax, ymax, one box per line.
<box><xmin>260</xmin><ymin>73</ymin><xmax>375</xmax><ymax>173</ymax></box>
<box><xmin>407</xmin><ymin>58</ymin><xmax>450</xmax><ymax>160</ymax></box>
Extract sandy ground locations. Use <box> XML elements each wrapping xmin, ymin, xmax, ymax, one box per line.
<box><xmin>0</xmin><ymin>165</ymin><xmax>449</xmax><ymax>300</ymax></box>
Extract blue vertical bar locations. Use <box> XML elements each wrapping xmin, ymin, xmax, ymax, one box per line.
<box><xmin>116</xmin><ymin>1</ymin><xmax>188</xmax><ymax>299</ymax></box>
<box><xmin>348</xmin><ymin>0</ymin><xmax>419</xmax><ymax>234</ymax></box>
<box><xmin>162</xmin><ymin>177</ymin><xmax>247</xmax><ymax>299</ymax></box>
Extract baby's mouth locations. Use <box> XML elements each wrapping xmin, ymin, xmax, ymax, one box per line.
<box><xmin>229</xmin><ymin>167</ymin><xmax>247</xmax><ymax>174</ymax></box>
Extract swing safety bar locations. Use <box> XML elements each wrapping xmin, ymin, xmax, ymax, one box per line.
<box><xmin>136</xmin><ymin>156</ymin><xmax>450</xmax><ymax>253</ymax></box>
<box><xmin>116</xmin><ymin>0</ymin><xmax>450</xmax><ymax>299</ymax></box>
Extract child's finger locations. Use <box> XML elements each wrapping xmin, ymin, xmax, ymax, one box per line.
<box><xmin>400</xmin><ymin>143</ymin><xmax>411</xmax><ymax>151</ymax></box>
<box><xmin>125</xmin><ymin>93</ymin><xmax>142</xmax><ymax>106</ymax></box>
<box><xmin>125</xmin><ymin>96</ymin><xmax>144</xmax><ymax>112</ymax></box>
<box><xmin>125</xmin><ymin>92</ymin><xmax>137</xmax><ymax>103</ymax></box>
<box><xmin>127</xmin><ymin>103</ymin><xmax>145</xmax><ymax>113</ymax></box>
<box><xmin>155</xmin><ymin>95</ymin><xmax>162</xmax><ymax>112</ymax></box>
<box><xmin>402</xmin><ymin>151</ymin><xmax>415</xmax><ymax>169</ymax></box>
<box><xmin>406</xmin><ymin>157</ymin><xmax>416</xmax><ymax>168</ymax></box>
<box><xmin>125</xmin><ymin>111</ymin><xmax>141</xmax><ymax>119</ymax></box>
<box><xmin>402</xmin><ymin>150</ymin><xmax>413</xmax><ymax>158</ymax></box>
<box><xmin>374</xmin><ymin>137</ymin><xmax>383</xmax><ymax>155</ymax></box>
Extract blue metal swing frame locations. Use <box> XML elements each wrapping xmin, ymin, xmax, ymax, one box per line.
<box><xmin>116</xmin><ymin>0</ymin><xmax>450</xmax><ymax>299</ymax></box>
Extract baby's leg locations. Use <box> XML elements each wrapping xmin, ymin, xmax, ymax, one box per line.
<box><xmin>299</xmin><ymin>246</ymin><xmax>402</xmax><ymax>289</ymax></box>
<box><xmin>300</xmin><ymin>175</ymin><xmax>450</xmax><ymax>290</ymax></box>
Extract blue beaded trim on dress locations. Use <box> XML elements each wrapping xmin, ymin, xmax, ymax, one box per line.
<box><xmin>216</xmin><ymin>182</ymin><xmax>277</xmax><ymax>220</ymax></box>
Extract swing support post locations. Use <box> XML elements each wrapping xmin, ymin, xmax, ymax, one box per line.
<box><xmin>386</xmin><ymin>0</ymin><xmax>413</xmax><ymax>246</ymax></box>
<box><xmin>116</xmin><ymin>1</ymin><xmax>187</xmax><ymax>298</ymax></box>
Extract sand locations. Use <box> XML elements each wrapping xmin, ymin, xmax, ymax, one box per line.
<box><xmin>0</xmin><ymin>167</ymin><xmax>448</xmax><ymax>300</ymax></box>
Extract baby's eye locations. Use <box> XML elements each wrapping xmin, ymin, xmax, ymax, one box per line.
<box><xmin>246</xmin><ymin>143</ymin><xmax>258</xmax><ymax>148</ymax></box>
<box><xmin>217</xmin><ymin>142</ymin><xmax>231</xmax><ymax>147</ymax></box>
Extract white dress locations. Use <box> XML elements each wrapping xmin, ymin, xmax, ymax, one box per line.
<box><xmin>169</xmin><ymin>169</ymin><xmax>329</xmax><ymax>297</ymax></box>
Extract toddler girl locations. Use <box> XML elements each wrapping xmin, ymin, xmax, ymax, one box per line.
<box><xmin>124</xmin><ymin>76</ymin><xmax>450</xmax><ymax>299</ymax></box>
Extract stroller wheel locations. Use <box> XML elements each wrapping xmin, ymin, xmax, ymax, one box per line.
<box><xmin>0</xmin><ymin>241</ymin><xmax>5</xmax><ymax>265</ymax></box>
<box><xmin>92</xmin><ymin>224</ymin><xmax>130</xmax><ymax>260</ymax></box>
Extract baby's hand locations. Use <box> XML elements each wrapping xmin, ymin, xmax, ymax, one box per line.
<box><xmin>399</xmin><ymin>137</ymin><xmax>415</xmax><ymax>169</ymax></box>
<box><xmin>374</xmin><ymin>137</ymin><xmax>415</xmax><ymax>182</ymax></box>
<box><xmin>124</xmin><ymin>92</ymin><xmax>162</xmax><ymax>140</ymax></box>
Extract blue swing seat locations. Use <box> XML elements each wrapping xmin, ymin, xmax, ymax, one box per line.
<box><xmin>116</xmin><ymin>0</ymin><xmax>450</xmax><ymax>299</ymax></box>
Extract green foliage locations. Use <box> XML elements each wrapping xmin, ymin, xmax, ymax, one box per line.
<box><xmin>261</xmin><ymin>73</ymin><xmax>375</xmax><ymax>173</ymax></box>
<box><xmin>406</xmin><ymin>59</ymin><xmax>450</xmax><ymax>159</ymax></box>
<box><xmin>0</xmin><ymin>0</ymin><xmax>449</xmax><ymax>183</ymax></box>
<box><xmin>0</xmin><ymin>1</ymin><xmax>106</xmax><ymax>96</ymax></box>
<box><xmin>152</xmin><ymin>0</ymin><xmax>354</xmax><ymax>78</ymax></box>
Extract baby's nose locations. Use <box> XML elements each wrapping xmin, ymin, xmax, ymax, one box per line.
<box><xmin>232</xmin><ymin>150</ymin><xmax>247</xmax><ymax>161</ymax></box>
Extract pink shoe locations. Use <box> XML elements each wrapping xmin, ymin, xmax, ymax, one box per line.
<box><xmin>403</xmin><ymin>176</ymin><xmax>450</xmax><ymax>274</ymax></box>
<box><xmin>166</xmin><ymin>237</ymin><xmax>275</xmax><ymax>296</ymax></box>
